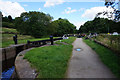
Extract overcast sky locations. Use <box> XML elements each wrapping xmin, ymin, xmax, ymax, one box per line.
<box><xmin>0</xmin><ymin>0</ymin><xmax>118</xmax><ymax>29</ymax></box>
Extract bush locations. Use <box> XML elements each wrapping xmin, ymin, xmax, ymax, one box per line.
<box><xmin>2</xmin><ymin>22</ymin><xmax>15</xmax><ymax>28</ymax></box>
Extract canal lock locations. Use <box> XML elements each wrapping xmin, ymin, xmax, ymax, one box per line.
<box><xmin>1</xmin><ymin>44</ymin><xmax>26</xmax><ymax>79</ymax></box>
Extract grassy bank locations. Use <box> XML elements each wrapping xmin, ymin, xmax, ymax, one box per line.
<box><xmin>2</xmin><ymin>36</ymin><xmax>59</xmax><ymax>48</ymax></box>
<box><xmin>83</xmin><ymin>38</ymin><xmax>120</xmax><ymax>78</ymax></box>
<box><xmin>24</xmin><ymin>37</ymin><xmax>76</xmax><ymax>78</ymax></box>
<box><xmin>2</xmin><ymin>27</ymin><xmax>18</xmax><ymax>34</ymax></box>
<box><xmin>93</xmin><ymin>35</ymin><xmax>120</xmax><ymax>54</ymax></box>
<box><xmin>1</xmin><ymin>27</ymin><xmax>59</xmax><ymax>48</ymax></box>
<box><xmin>55</xmin><ymin>37</ymin><xmax>76</xmax><ymax>45</ymax></box>
<box><xmin>1</xmin><ymin>27</ymin><xmax>33</xmax><ymax>48</ymax></box>
<box><xmin>2</xmin><ymin>33</ymin><xmax>53</xmax><ymax>48</ymax></box>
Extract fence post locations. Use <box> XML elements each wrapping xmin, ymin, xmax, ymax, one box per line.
<box><xmin>27</xmin><ymin>40</ymin><xmax>30</xmax><ymax>48</ymax></box>
<box><xmin>13</xmin><ymin>34</ymin><xmax>17</xmax><ymax>45</ymax></box>
<box><xmin>50</xmin><ymin>35</ymin><xmax>53</xmax><ymax>45</ymax></box>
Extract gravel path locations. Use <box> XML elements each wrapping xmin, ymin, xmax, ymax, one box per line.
<box><xmin>66</xmin><ymin>38</ymin><xmax>115</xmax><ymax>78</ymax></box>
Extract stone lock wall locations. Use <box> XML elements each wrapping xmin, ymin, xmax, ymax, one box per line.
<box><xmin>1</xmin><ymin>44</ymin><xmax>29</xmax><ymax>72</ymax></box>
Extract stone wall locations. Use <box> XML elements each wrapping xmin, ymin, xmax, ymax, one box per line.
<box><xmin>1</xmin><ymin>37</ymin><xmax>63</xmax><ymax>78</ymax></box>
<box><xmin>1</xmin><ymin>44</ymin><xmax>29</xmax><ymax>71</ymax></box>
<box><xmin>1</xmin><ymin>44</ymin><xmax>28</xmax><ymax>62</ymax></box>
<box><xmin>15</xmin><ymin>48</ymin><xmax>37</xmax><ymax>79</ymax></box>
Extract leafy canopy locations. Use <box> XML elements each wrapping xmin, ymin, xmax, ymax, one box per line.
<box><xmin>15</xmin><ymin>11</ymin><xmax>53</xmax><ymax>38</ymax></box>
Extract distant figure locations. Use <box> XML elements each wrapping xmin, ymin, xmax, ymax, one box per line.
<box><xmin>13</xmin><ymin>34</ymin><xmax>17</xmax><ymax>44</ymax></box>
<box><xmin>50</xmin><ymin>35</ymin><xmax>53</xmax><ymax>45</ymax></box>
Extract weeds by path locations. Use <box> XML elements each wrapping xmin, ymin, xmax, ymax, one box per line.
<box><xmin>83</xmin><ymin>39</ymin><xmax>120</xmax><ymax>78</ymax></box>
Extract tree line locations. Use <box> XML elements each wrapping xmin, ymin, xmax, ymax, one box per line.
<box><xmin>1</xmin><ymin>11</ymin><xmax>120</xmax><ymax>37</ymax></box>
<box><xmin>1</xmin><ymin>12</ymin><xmax>15</xmax><ymax>28</ymax></box>
<box><xmin>1</xmin><ymin>11</ymin><xmax>76</xmax><ymax>38</ymax></box>
<box><xmin>78</xmin><ymin>17</ymin><xmax>120</xmax><ymax>33</ymax></box>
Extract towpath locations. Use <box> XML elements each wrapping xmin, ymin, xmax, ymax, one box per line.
<box><xmin>66</xmin><ymin>38</ymin><xmax>115</xmax><ymax>78</ymax></box>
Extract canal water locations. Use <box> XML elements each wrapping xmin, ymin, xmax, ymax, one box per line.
<box><xmin>1</xmin><ymin>66</ymin><xmax>15</xmax><ymax>79</ymax></box>
<box><xmin>1</xmin><ymin>41</ymin><xmax>52</xmax><ymax>79</ymax></box>
<box><xmin>1</xmin><ymin>45</ymin><xmax>25</xmax><ymax>79</ymax></box>
<box><xmin>1</xmin><ymin>57</ymin><xmax>16</xmax><ymax>79</ymax></box>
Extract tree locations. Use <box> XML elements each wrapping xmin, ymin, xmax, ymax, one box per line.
<box><xmin>79</xmin><ymin>17</ymin><xmax>120</xmax><ymax>33</ymax></box>
<box><xmin>15</xmin><ymin>11</ymin><xmax>53</xmax><ymax>38</ymax></box>
<box><xmin>96</xmin><ymin>0</ymin><xmax>120</xmax><ymax>21</ymax></box>
<box><xmin>52</xmin><ymin>18</ymin><xmax>76</xmax><ymax>36</ymax></box>
<box><xmin>0</xmin><ymin>11</ymin><xmax>2</xmax><ymax>26</ymax></box>
<box><xmin>46</xmin><ymin>21</ymin><xmax>58</xmax><ymax>35</ymax></box>
<box><xmin>2</xmin><ymin>16</ymin><xmax>9</xmax><ymax>22</ymax></box>
<box><xmin>8</xmin><ymin>15</ymin><xmax>12</xmax><ymax>22</ymax></box>
<box><xmin>1</xmin><ymin>13</ymin><xmax>15</xmax><ymax>28</ymax></box>
<box><xmin>0</xmin><ymin>11</ymin><xmax>2</xmax><ymax>21</ymax></box>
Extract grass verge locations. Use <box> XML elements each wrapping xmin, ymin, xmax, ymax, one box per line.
<box><xmin>1</xmin><ymin>27</ymin><xmax>60</xmax><ymax>48</ymax></box>
<box><xmin>83</xmin><ymin>38</ymin><xmax>120</xmax><ymax>78</ymax></box>
<box><xmin>24</xmin><ymin>37</ymin><xmax>76</xmax><ymax>78</ymax></box>
<box><xmin>2</xmin><ymin>33</ymin><xmax>58</xmax><ymax>48</ymax></box>
<box><xmin>2</xmin><ymin>27</ymin><xmax>18</xmax><ymax>33</ymax></box>
<box><xmin>55</xmin><ymin>37</ymin><xmax>76</xmax><ymax>45</ymax></box>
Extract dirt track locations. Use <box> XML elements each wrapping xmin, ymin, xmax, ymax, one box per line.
<box><xmin>66</xmin><ymin>38</ymin><xmax>115</xmax><ymax>78</ymax></box>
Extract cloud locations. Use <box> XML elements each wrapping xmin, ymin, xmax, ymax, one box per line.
<box><xmin>38</xmin><ymin>8</ymin><xmax>41</xmax><ymax>10</ymax></box>
<box><xmin>0</xmin><ymin>0</ymin><xmax>26</xmax><ymax>18</ymax></box>
<box><xmin>44</xmin><ymin>0</ymin><xmax>64</xmax><ymax>7</ymax></box>
<box><xmin>81</xmin><ymin>6</ymin><xmax>114</xmax><ymax>20</ymax></box>
<box><xmin>62</xmin><ymin>7</ymin><xmax>85</xmax><ymax>14</ymax></box>
<box><xmin>62</xmin><ymin>7</ymin><xmax>77</xmax><ymax>14</ymax></box>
